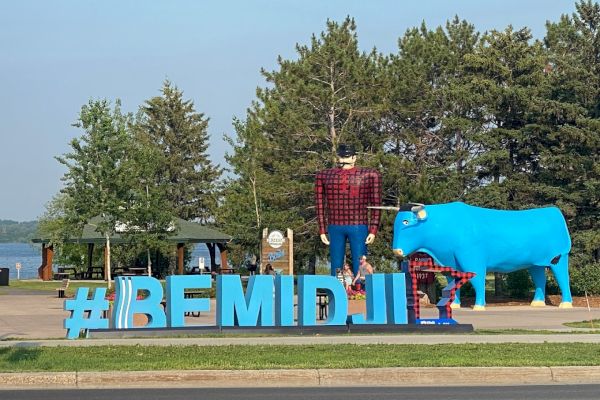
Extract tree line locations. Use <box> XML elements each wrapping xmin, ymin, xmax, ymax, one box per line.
<box><xmin>0</xmin><ymin>220</ymin><xmax>37</xmax><ymax>243</ymax></box>
<box><xmin>219</xmin><ymin>2</ymin><xmax>599</xmax><ymax>294</ymax></box>
<box><xmin>39</xmin><ymin>81</ymin><xmax>220</xmax><ymax>277</ymax></box>
<box><xmin>41</xmin><ymin>2</ymin><xmax>599</xmax><ymax>294</ymax></box>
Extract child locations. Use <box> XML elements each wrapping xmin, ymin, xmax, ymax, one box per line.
<box><xmin>341</xmin><ymin>263</ymin><xmax>354</xmax><ymax>290</ymax></box>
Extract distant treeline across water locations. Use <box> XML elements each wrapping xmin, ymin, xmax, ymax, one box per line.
<box><xmin>0</xmin><ymin>243</ymin><xmax>215</xmax><ymax>280</ymax></box>
<box><xmin>0</xmin><ymin>220</ymin><xmax>38</xmax><ymax>243</ymax></box>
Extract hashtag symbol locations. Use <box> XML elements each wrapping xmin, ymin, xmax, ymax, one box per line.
<box><xmin>64</xmin><ymin>287</ymin><xmax>109</xmax><ymax>339</ymax></box>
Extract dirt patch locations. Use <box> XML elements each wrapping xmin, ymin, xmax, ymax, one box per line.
<box><xmin>422</xmin><ymin>295</ymin><xmax>600</xmax><ymax>308</ymax></box>
<box><xmin>457</xmin><ymin>297</ymin><xmax>531</xmax><ymax>307</ymax></box>
<box><xmin>546</xmin><ymin>295</ymin><xmax>600</xmax><ymax>308</ymax></box>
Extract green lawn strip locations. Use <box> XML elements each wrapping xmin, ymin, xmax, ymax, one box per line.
<box><xmin>6</xmin><ymin>280</ymin><xmax>108</xmax><ymax>297</ymax></box>
<box><xmin>564</xmin><ymin>320</ymin><xmax>600</xmax><ymax>329</ymax></box>
<box><xmin>475</xmin><ymin>328</ymin><xmax>600</xmax><ymax>334</ymax></box>
<box><xmin>1</xmin><ymin>343</ymin><xmax>600</xmax><ymax>372</ymax></box>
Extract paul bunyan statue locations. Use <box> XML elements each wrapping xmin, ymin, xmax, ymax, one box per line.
<box><xmin>315</xmin><ymin>144</ymin><xmax>382</xmax><ymax>276</ymax></box>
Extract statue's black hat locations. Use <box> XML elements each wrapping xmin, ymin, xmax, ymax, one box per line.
<box><xmin>337</xmin><ymin>143</ymin><xmax>356</xmax><ymax>157</ymax></box>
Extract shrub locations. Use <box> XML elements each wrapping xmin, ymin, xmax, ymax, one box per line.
<box><xmin>569</xmin><ymin>260</ymin><xmax>600</xmax><ymax>296</ymax></box>
<box><xmin>506</xmin><ymin>270</ymin><xmax>533</xmax><ymax>298</ymax></box>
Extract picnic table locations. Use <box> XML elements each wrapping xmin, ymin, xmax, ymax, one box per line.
<box><xmin>84</xmin><ymin>266</ymin><xmax>104</xmax><ymax>279</ymax></box>
<box><xmin>184</xmin><ymin>290</ymin><xmax>206</xmax><ymax>317</ymax></box>
<box><xmin>54</xmin><ymin>267</ymin><xmax>77</xmax><ymax>280</ymax></box>
<box><xmin>126</xmin><ymin>267</ymin><xmax>147</xmax><ymax>276</ymax></box>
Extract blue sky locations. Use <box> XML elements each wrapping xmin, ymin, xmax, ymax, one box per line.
<box><xmin>0</xmin><ymin>0</ymin><xmax>577</xmax><ymax>221</ymax></box>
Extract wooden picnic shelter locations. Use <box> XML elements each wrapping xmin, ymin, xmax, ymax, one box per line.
<box><xmin>33</xmin><ymin>216</ymin><xmax>232</xmax><ymax>281</ymax></box>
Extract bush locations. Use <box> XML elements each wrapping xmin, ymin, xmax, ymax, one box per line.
<box><xmin>569</xmin><ymin>260</ymin><xmax>600</xmax><ymax>296</ymax></box>
<box><xmin>506</xmin><ymin>270</ymin><xmax>533</xmax><ymax>298</ymax></box>
<box><xmin>545</xmin><ymin>271</ymin><xmax>560</xmax><ymax>295</ymax></box>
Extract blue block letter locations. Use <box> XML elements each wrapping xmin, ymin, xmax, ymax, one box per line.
<box><xmin>298</xmin><ymin>275</ymin><xmax>347</xmax><ymax>326</ymax></box>
<box><xmin>217</xmin><ymin>275</ymin><xmax>274</xmax><ymax>327</ymax></box>
<box><xmin>112</xmin><ymin>276</ymin><xmax>166</xmax><ymax>329</ymax></box>
<box><xmin>166</xmin><ymin>275</ymin><xmax>211</xmax><ymax>327</ymax></box>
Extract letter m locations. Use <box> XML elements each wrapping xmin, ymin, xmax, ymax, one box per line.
<box><xmin>216</xmin><ymin>275</ymin><xmax>274</xmax><ymax>327</ymax></box>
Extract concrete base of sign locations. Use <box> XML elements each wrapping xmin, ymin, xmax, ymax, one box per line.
<box><xmin>87</xmin><ymin>323</ymin><xmax>474</xmax><ymax>339</ymax></box>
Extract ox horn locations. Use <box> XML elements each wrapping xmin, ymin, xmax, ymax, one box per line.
<box><xmin>367</xmin><ymin>206</ymin><xmax>400</xmax><ymax>211</ymax></box>
<box><xmin>409</xmin><ymin>202</ymin><xmax>425</xmax><ymax>213</ymax></box>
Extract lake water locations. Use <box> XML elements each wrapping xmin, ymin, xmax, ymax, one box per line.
<box><xmin>0</xmin><ymin>243</ymin><xmax>217</xmax><ymax>280</ymax></box>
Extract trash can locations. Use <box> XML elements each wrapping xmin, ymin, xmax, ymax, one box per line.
<box><xmin>0</xmin><ymin>268</ymin><xmax>9</xmax><ymax>286</ymax></box>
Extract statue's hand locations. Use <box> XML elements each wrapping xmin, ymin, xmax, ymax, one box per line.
<box><xmin>365</xmin><ymin>233</ymin><xmax>376</xmax><ymax>244</ymax></box>
<box><xmin>320</xmin><ymin>234</ymin><xmax>330</xmax><ymax>245</ymax></box>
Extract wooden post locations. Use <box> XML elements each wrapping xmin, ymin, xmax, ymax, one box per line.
<box><xmin>207</xmin><ymin>243</ymin><xmax>216</xmax><ymax>272</ymax></box>
<box><xmin>38</xmin><ymin>243</ymin><xmax>47</xmax><ymax>280</ymax></box>
<box><xmin>47</xmin><ymin>245</ymin><xmax>54</xmax><ymax>281</ymax></box>
<box><xmin>87</xmin><ymin>243</ymin><xmax>94</xmax><ymax>270</ymax></box>
<box><xmin>38</xmin><ymin>244</ymin><xmax>54</xmax><ymax>281</ymax></box>
<box><xmin>287</xmin><ymin>229</ymin><xmax>294</xmax><ymax>275</ymax></box>
<box><xmin>177</xmin><ymin>243</ymin><xmax>185</xmax><ymax>275</ymax></box>
<box><xmin>104</xmin><ymin>245</ymin><xmax>109</xmax><ymax>282</ymax></box>
<box><xmin>217</xmin><ymin>243</ymin><xmax>228</xmax><ymax>270</ymax></box>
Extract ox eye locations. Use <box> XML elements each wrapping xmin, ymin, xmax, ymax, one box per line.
<box><xmin>402</xmin><ymin>220</ymin><xmax>409</xmax><ymax>226</ymax></box>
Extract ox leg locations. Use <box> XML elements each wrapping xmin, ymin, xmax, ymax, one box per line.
<box><xmin>469</xmin><ymin>272</ymin><xmax>487</xmax><ymax>311</ymax></box>
<box><xmin>454</xmin><ymin>253</ymin><xmax>486</xmax><ymax>310</ymax></box>
<box><xmin>449</xmin><ymin>276</ymin><xmax>461</xmax><ymax>309</ymax></box>
<box><xmin>529</xmin><ymin>266</ymin><xmax>546</xmax><ymax>307</ymax></box>
<box><xmin>549</xmin><ymin>254</ymin><xmax>573</xmax><ymax>308</ymax></box>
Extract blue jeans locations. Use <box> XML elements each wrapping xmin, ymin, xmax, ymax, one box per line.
<box><xmin>328</xmin><ymin>224</ymin><xmax>368</xmax><ymax>276</ymax></box>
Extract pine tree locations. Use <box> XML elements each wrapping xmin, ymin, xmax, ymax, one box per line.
<box><xmin>464</xmin><ymin>27</ymin><xmax>548</xmax><ymax>209</ymax></box>
<box><xmin>220</xmin><ymin>18</ymin><xmax>383</xmax><ymax>270</ymax></box>
<box><xmin>542</xmin><ymin>0</ymin><xmax>600</xmax><ymax>276</ymax></box>
<box><xmin>137</xmin><ymin>80</ymin><xmax>221</xmax><ymax>223</ymax></box>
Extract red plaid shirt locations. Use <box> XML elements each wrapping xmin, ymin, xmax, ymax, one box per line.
<box><xmin>315</xmin><ymin>167</ymin><xmax>382</xmax><ymax>235</ymax></box>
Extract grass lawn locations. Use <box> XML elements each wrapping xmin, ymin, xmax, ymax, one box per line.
<box><xmin>1</xmin><ymin>343</ymin><xmax>600</xmax><ymax>372</ymax></box>
<box><xmin>564</xmin><ymin>319</ymin><xmax>600</xmax><ymax>329</ymax></box>
<box><xmin>6</xmin><ymin>280</ymin><xmax>109</xmax><ymax>297</ymax></box>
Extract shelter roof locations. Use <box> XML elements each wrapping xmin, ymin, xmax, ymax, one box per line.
<box><xmin>32</xmin><ymin>216</ymin><xmax>232</xmax><ymax>245</ymax></box>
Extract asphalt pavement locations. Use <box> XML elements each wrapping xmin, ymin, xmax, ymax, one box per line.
<box><xmin>2</xmin><ymin>385</ymin><xmax>600</xmax><ymax>400</ymax></box>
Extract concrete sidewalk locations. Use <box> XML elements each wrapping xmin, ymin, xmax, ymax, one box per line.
<box><xmin>1</xmin><ymin>287</ymin><xmax>599</xmax><ymax>340</ymax></box>
<box><xmin>2</xmin><ymin>287</ymin><xmax>600</xmax><ymax>389</ymax></box>
<box><xmin>2</xmin><ymin>366</ymin><xmax>600</xmax><ymax>389</ymax></box>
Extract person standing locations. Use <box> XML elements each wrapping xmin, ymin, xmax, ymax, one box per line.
<box><xmin>353</xmin><ymin>255</ymin><xmax>374</xmax><ymax>288</ymax></box>
<box><xmin>264</xmin><ymin>263</ymin><xmax>276</xmax><ymax>276</ymax></box>
<box><xmin>315</xmin><ymin>144</ymin><xmax>382</xmax><ymax>276</ymax></box>
<box><xmin>341</xmin><ymin>263</ymin><xmax>355</xmax><ymax>290</ymax></box>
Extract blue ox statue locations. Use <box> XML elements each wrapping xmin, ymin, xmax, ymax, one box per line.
<box><xmin>384</xmin><ymin>202</ymin><xmax>573</xmax><ymax>310</ymax></box>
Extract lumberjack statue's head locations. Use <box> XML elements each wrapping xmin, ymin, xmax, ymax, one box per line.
<box><xmin>336</xmin><ymin>143</ymin><xmax>357</xmax><ymax>169</ymax></box>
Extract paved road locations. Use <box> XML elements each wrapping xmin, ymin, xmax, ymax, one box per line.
<box><xmin>2</xmin><ymin>385</ymin><xmax>600</xmax><ymax>400</ymax></box>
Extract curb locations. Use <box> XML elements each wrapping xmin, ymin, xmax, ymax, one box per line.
<box><xmin>2</xmin><ymin>366</ymin><xmax>600</xmax><ymax>389</ymax></box>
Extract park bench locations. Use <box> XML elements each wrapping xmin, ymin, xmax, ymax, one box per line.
<box><xmin>56</xmin><ymin>279</ymin><xmax>70</xmax><ymax>298</ymax></box>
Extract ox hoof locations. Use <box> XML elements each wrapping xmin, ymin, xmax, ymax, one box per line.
<box><xmin>559</xmin><ymin>302</ymin><xmax>573</xmax><ymax>309</ymax></box>
<box><xmin>530</xmin><ymin>300</ymin><xmax>546</xmax><ymax>307</ymax></box>
<box><xmin>472</xmin><ymin>305</ymin><xmax>486</xmax><ymax>311</ymax></box>
<box><xmin>450</xmin><ymin>303</ymin><xmax>461</xmax><ymax>309</ymax></box>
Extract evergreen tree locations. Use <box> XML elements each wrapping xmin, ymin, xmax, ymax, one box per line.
<box><xmin>543</xmin><ymin>0</ymin><xmax>600</xmax><ymax>273</ymax></box>
<box><xmin>137</xmin><ymin>80</ymin><xmax>221</xmax><ymax>223</ymax></box>
<box><xmin>464</xmin><ymin>27</ymin><xmax>548</xmax><ymax>209</ymax></box>
<box><xmin>220</xmin><ymin>18</ymin><xmax>383</xmax><ymax>271</ymax></box>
